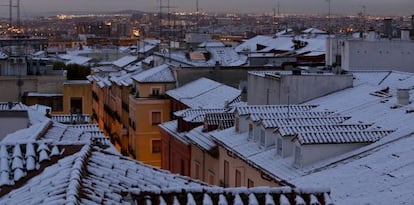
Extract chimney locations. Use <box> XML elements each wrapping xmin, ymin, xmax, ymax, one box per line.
<box><xmin>397</xmin><ymin>88</ymin><xmax>410</xmax><ymax>105</ymax></box>
<box><xmin>401</xmin><ymin>29</ymin><xmax>410</xmax><ymax>41</ymax></box>
<box><xmin>366</xmin><ymin>30</ymin><xmax>377</xmax><ymax>41</ymax></box>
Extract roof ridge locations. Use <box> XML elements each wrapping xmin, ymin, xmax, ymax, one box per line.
<box><xmin>65</xmin><ymin>144</ymin><xmax>91</xmax><ymax>205</ymax></box>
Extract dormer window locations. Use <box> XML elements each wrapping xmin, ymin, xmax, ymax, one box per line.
<box><xmin>294</xmin><ymin>146</ymin><xmax>302</xmax><ymax>168</ymax></box>
<box><xmin>235</xmin><ymin>117</ymin><xmax>240</xmax><ymax>132</ymax></box>
<box><xmin>276</xmin><ymin>138</ymin><xmax>282</xmax><ymax>155</ymax></box>
<box><xmin>248</xmin><ymin>124</ymin><xmax>253</xmax><ymax>140</ymax></box>
<box><xmin>260</xmin><ymin>129</ymin><xmax>265</xmax><ymax>147</ymax></box>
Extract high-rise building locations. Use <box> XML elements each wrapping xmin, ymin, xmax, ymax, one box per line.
<box><xmin>384</xmin><ymin>18</ymin><xmax>393</xmax><ymax>38</ymax></box>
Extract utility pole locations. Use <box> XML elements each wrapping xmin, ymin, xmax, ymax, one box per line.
<box><xmin>362</xmin><ymin>5</ymin><xmax>366</xmax><ymax>36</ymax></box>
<box><xmin>159</xmin><ymin>0</ymin><xmax>162</xmax><ymax>39</ymax></box>
<box><xmin>196</xmin><ymin>0</ymin><xmax>199</xmax><ymax>32</ymax></box>
<box><xmin>9</xmin><ymin>0</ymin><xmax>12</xmax><ymax>30</ymax></box>
<box><xmin>16</xmin><ymin>0</ymin><xmax>20</xmax><ymax>31</ymax></box>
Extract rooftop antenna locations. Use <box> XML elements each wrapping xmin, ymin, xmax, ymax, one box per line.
<box><xmin>326</xmin><ymin>0</ymin><xmax>331</xmax><ymax>34</ymax></box>
<box><xmin>277</xmin><ymin>0</ymin><xmax>280</xmax><ymax>17</ymax></box>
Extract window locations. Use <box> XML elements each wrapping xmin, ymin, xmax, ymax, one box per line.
<box><xmin>151</xmin><ymin>111</ymin><xmax>162</xmax><ymax>125</ymax></box>
<box><xmin>235</xmin><ymin>117</ymin><xmax>239</xmax><ymax>132</ymax></box>
<box><xmin>248</xmin><ymin>124</ymin><xmax>253</xmax><ymax>140</ymax></box>
<box><xmin>276</xmin><ymin>138</ymin><xmax>282</xmax><ymax>156</ymax></box>
<box><xmin>294</xmin><ymin>146</ymin><xmax>302</xmax><ymax>167</ymax></box>
<box><xmin>224</xmin><ymin>160</ymin><xmax>229</xmax><ymax>187</ymax></box>
<box><xmin>248</xmin><ymin>179</ymin><xmax>254</xmax><ymax>188</ymax></box>
<box><xmin>195</xmin><ymin>162</ymin><xmax>201</xmax><ymax>179</ymax></box>
<box><xmin>208</xmin><ymin>171</ymin><xmax>215</xmax><ymax>185</ymax></box>
<box><xmin>151</xmin><ymin>87</ymin><xmax>160</xmax><ymax>96</ymax></box>
<box><xmin>260</xmin><ymin>129</ymin><xmax>265</xmax><ymax>147</ymax></box>
<box><xmin>151</xmin><ymin>139</ymin><xmax>161</xmax><ymax>153</ymax></box>
<box><xmin>235</xmin><ymin>169</ymin><xmax>241</xmax><ymax>187</ymax></box>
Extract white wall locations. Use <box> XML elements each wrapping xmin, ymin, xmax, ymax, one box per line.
<box><xmin>247</xmin><ymin>73</ymin><xmax>353</xmax><ymax>105</ymax></box>
<box><xmin>0</xmin><ymin>111</ymin><xmax>29</xmax><ymax>140</ymax></box>
<box><xmin>293</xmin><ymin>141</ymin><xmax>368</xmax><ymax>167</ymax></box>
<box><xmin>342</xmin><ymin>40</ymin><xmax>414</xmax><ymax>72</ymax></box>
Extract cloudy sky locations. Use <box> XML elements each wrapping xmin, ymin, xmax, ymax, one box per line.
<box><xmin>3</xmin><ymin>0</ymin><xmax>414</xmax><ymax>16</ymax></box>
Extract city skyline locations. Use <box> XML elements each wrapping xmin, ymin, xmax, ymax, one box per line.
<box><xmin>0</xmin><ymin>0</ymin><xmax>413</xmax><ymax>17</ymax></box>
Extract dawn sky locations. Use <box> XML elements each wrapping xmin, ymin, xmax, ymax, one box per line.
<box><xmin>2</xmin><ymin>0</ymin><xmax>413</xmax><ymax>16</ymax></box>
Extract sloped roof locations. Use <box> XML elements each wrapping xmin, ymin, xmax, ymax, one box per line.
<box><xmin>67</xmin><ymin>56</ymin><xmax>92</xmax><ymax>65</ymax></box>
<box><xmin>249</xmin><ymin>111</ymin><xmax>335</xmax><ymax>122</ymax></box>
<box><xmin>296</xmin><ymin>130</ymin><xmax>393</xmax><ymax>145</ymax></box>
<box><xmin>292</xmin><ymin>132</ymin><xmax>414</xmax><ymax>205</ymax></box>
<box><xmin>186</xmin><ymin>126</ymin><xmax>217</xmax><ymax>151</ymax></box>
<box><xmin>167</xmin><ymin>78</ymin><xmax>241</xmax><ymax>109</ymax></box>
<box><xmin>0</xmin><ymin>106</ymin><xmax>332</xmax><ymax>204</ymax></box>
<box><xmin>132</xmin><ymin>64</ymin><xmax>175</xmax><ymax>83</ymax></box>
<box><xmin>112</xmin><ymin>55</ymin><xmax>137</xmax><ymax>68</ymax></box>
<box><xmin>0</xmin><ymin>143</ymin><xmax>332</xmax><ymax>204</ymax></box>
<box><xmin>236</xmin><ymin>105</ymin><xmax>318</xmax><ymax>116</ymax></box>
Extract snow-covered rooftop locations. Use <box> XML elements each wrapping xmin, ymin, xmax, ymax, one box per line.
<box><xmin>112</xmin><ymin>55</ymin><xmax>137</xmax><ymax>68</ymax></box>
<box><xmin>131</xmin><ymin>64</ymin><xmax>175</xmax><ymax>83</ymax></box>
<box><xmin>167</xmin><ymin>78</ymin><xmax>241</xmax><ymax>109</ymax></box>
<box><xmin>211</xmin><ymin>70</ymin><xmax>414</xmax><ymax>204</ymax></box>
<box><xmin>58</xmin><ymin>54</ymin><xmax>92</xmax><ymax>66</ymax></box>
<box><xmin>0</xmin><ymin>104</ymin><xmax>332</xmax><ymax>204</ymax></box>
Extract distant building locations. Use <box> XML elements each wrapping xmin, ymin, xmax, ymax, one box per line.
<box><xmin>341</xmin><ymin>31</ymin><xmax>414</xmax><ymax>72</ymax></box>
<box><xmin>247</xmin><ymin>70</ymin><xmax>353</xmax><ymax>105</ymax></box>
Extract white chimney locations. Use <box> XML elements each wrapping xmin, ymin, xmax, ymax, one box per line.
<box><xmin>401</xmin><ymin>29</ymin><xmax>410</xmax><ymax>41</ymax></box>
<box><xmin>397</xmin><ymin>88</ymin><xmax>410</xmax><ymax>105</ymax></box>
<box><xmin>366</xmin><ymin>30</ymin><xmax>377</xmax><ymax>41</ymax></box>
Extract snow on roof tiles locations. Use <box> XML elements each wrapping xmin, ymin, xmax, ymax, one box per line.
<box><xmin>296</xmin><ymin>130</ymin><xmax>393</xmax><ymax>145</ymax></box>
<box><xmin>167</xmin><ymin>78</ymin><xmax>241</xmax><ymax>109</ymax></box>
<box><xmin>51</xmin><ymin>114</ymin><xmax>90</xmax><ymax>124</ymax></box>
<box><xmin>186</xmin><ymin>126</ymin><xmax>217</xmax><ymax>151</ymax></box>
<box><xmin>0</xmin><ymin>106</ymin><xmax>332</xmax><ymax>204</ymax></box>
<box><xmin>236</xmin><ymin>104</ymin><xmax>318</xmax><ymax>116</ymax></box>
<box><xmin>159</xmin><ymin>120</ymin><xmax>190</xmax><ymax>145</ymax></box>
<box><xmin>0</xmin><ymin>102</ymin><xmax>28</xmax><ymax>111</ymax></box>
<box><xmin>278</xmin><ymin>124</ymin><xmax>373</xmax><ymax>136</ymax></box>
<box><xmin>132</xmin><ymin>64</ymin><xmax>175</xmax><ymax>83</ymax></box>
<box><xmin>0</xmin><ymin>142</ymin><xmax>62</xmax><ymax>187</ymax></box>
<box><xmin>249</xmin><ymin>111</ymin><xmax>335</xmax><ymax>122</ymax></box>
<box><xmin>261</xmin><ymin>116</ymin><xmax>352</xmax><ymax>128</ymax></box>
